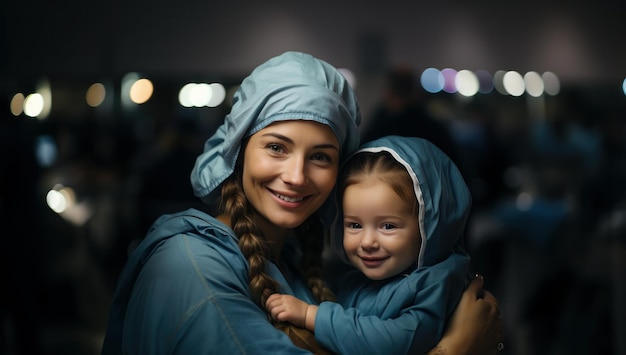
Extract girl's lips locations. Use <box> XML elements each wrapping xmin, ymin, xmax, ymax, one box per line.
<box><xmin>359</xmin><ymin>256</ymin><xmax>388</xmax><ymax>267</ymax></box>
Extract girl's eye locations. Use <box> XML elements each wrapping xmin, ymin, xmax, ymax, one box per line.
<box><xmin>346</xmin><ymin>222</ymin><xmax>362</xmax><ymax>229</ymax></box>
<box><xmin>381</xmin><ymin>223</ymin><xmax>396</xmax><ymax>230</ymax></box>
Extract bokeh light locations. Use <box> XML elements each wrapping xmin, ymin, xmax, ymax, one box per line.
<box><xmin>23</xmin><ymin>93</ymin><xmax>45</xmax><ymax>117</ymax></box>
<box><xmin>121</xmin><ymin>72</ymin><xmax>140</xmax><ymax>108</ymax></box>
<box><xmin>441</xmin><ymin>68</ymin><xmax>458</xmax><ymax>93</ymax></box>
<box><xmin>36</xmin><ymin>79</ymin><xmax>52</xmax><ymax>119</ymax></box>
<box><xmin>516</xmin><ymin>192</ymin><xmax>534</xmax><ymax>211</ymax></box>
<box><xmin>10</xmin><ymin>93</ymin><xmax>24</xmax><ymax>116</ymax></box>
<box><xmin>86</xmin><ymin>82</ymin><xmax>106</xmax><ymax>107</ymax></box>
<box><xmin>524</xmin><ymin>71</ymin><xmax>545</xmax><ymax>97</ymax></box>
<box><xmin>503</xmin><ymin>71</ymin><xmax>525</xmax><ymax>96</ymax></box>
<box><xmin>542</xmin><ymin>71</ymin><xmax>561</xmax><ymax>95</ymax></box>
<box><xmin>178</xmin><ymin>82</ymin><xmax>226</xmax><ymax>108</ymax></box>
<box><xmin>456</xmin><ymin>70</ymin><xmax>479</xmax><ymax>97</ymax></box>
<box><xmin>493</xmin><ymin>70</ymin><xmax>508</xmax><ymax>95</ymax></box>
<box><xmin>45</xmin><ymin>184</ymin><xmax>92</xmax><ymax>226</ymax></box>
<box><xmin>129</xmin><ymin>78</ymin><xmax>154</xmax><ymax>104</ymax></box>
<box><xmin>421</xmin><ymin>68</ymin><xmax>444</xmax><ymax>94</ymax></box>
<box><xmin>475</xmin><ymin>69</ymin><xmax>494</xmax><ymax>94</ymax></box>
<box><xmin>35</xmin><ymin>134</ymin><xmax>57</xmax><ymax>167</ymax></box>
<box><xmin>46</xmin><ymin>184</ymin><xmax>75</xmax><ymax>213</ymax></box>
<box><xmin>190</xmin><ymin>83</ymin><xmax>212</xmax><ymax>107</ymax></box>
<box><xmin>207</xmin><ymin>83</ymin><xmax>226</xmax><ymax>107</ymax></box>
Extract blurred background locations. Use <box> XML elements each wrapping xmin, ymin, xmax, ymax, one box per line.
<box><xmin>1</xmin><ymin>1</ymin><xmax>625</xmax><ymax>354</ymax></box>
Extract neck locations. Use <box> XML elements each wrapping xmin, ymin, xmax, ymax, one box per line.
<box><xmin>253</xmin><ymin>211</ymin><xmax>288</xmax><ymax>261</ymax></box>
<box><xmin>217</xmin><ymin>212</ymin><xmax>288</xmax><ymax>262</ymax></box>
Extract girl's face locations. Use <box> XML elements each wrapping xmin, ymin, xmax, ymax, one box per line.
<box><xmin>342</xmin><ymin>179</ymin><xmax>421</xmax><ymax>280</ymax></box>
<box><xmin>242</xmin><ymin>120</ymin><xmax>340</xmax><ymax>237</ymax></box>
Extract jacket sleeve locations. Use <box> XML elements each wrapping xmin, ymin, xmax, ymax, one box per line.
<box><xmin>314</xmin><ymin>259</ymin><xmax>466</xmax><ymax>355</ymax></box>
<box><xmin>314</xmin><ymin>297</ymin><xmax>442</xmax><ymax>355</ymax></box>
<box><xmin>115</xmin><ymin>233</ymin><xmax>312</xmax><ymax>355</ymax></box>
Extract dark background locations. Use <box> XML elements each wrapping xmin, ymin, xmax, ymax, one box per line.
<box><xmin>1</xmin><ymin>1</ymin><xmax>625</xmax><ymax>354</ymax></box>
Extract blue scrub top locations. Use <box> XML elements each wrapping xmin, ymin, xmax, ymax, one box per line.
<box><xmin>102</xmin><ymin>208</ymin><xmax>316</xmax><ymax>354</ymax></box>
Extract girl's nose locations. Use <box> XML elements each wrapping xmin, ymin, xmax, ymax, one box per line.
<box><xmin>360</xmin><ymin>230</ymin><xmax>379</xmax><ymax>250</ymax></box>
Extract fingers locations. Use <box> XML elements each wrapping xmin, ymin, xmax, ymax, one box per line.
<box><xmin>479</xmin><ymin>289</ymin><xmax>496</xmax><ymax>306</ymax></box>
<box><xmin>477</xmin><ymin>285</ymin><xmax>505</xmax><ymax>353</ymax></box>
<box><xmin>265</xmin><ymin>293</ymin><xmax>283</xmax><ymax>318</ymax></box>
<box><xmin>266</xmin><ymin>300</ymin><xmax>285</xmax><ymax>321</ymax></box>
<box><xmin>464</xmin><ymin>274</ymin><xmax>485</xmax><ymax>300</ymax></box>
<box><xmin>266</xmin><ymin>293</ymin><xmax>280</xmax><ymax>306</ymax></box>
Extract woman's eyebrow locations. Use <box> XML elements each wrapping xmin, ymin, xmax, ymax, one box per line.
<box><xmin>260</xmin><ymin>132</ymin><xmax>293</xmax><ymax>143</ymax></box>
<box><xmin>260</xmin><ymin>132</ymin><xmax>339</xmax><ymax>151</ymax></box>
<box><xmin>315</xmin><ymin>143</ymin><xmax>339</xmax><ymax>151</ymax></box>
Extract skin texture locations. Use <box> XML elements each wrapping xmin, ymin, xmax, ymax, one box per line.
<box><xmin>266</xmin><ymin>293</ymin><xmax>314</xmax><ymax>330</ymax></box>
<box><xmin>240</xmin><ymin>120</ymin><xmax>340</xmax><ymax>256</ymax></box>
<box><xmin>342</xmin><ymin>179</ymin><xmax>422</xmax><ymax>280</ymax></box>
<box><xmin>427</xmin><ymin>276</ymin><xmax>504</xmax><ymax>355</ymax></box>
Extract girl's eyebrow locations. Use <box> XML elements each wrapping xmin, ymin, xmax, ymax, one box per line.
<box><xmin>260</xmin><ymin>132</ymin><xmax>339</xmax><ymax>151</ymax></box>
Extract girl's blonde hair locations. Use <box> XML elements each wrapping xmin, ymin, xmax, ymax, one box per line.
<box><xmin>338</xmin><ymin>151</ymin><xmax>418</xmax><ymax>216</ymax></box>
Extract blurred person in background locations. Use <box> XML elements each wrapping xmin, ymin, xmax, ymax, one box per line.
<box><xmin>361</xmin><ymin>66</ymin><xmax>459</xmax><ymax>165</ymax></box>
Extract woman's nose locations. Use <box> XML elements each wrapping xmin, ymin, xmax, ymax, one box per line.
<box><xmin>282</xmin><ymin>156</ymin><xmax>307</xmax><ymax>186</ymax></box>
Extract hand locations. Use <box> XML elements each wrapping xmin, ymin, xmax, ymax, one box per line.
<box><xmin>433</xmin><ymin>275</ymin><xmax>505</xmax><ymax>355</ymax></box>
<box><xmin>266</xmin><ymin>293</ymin><xmax>311</xmax><ymax>328</ymax></box>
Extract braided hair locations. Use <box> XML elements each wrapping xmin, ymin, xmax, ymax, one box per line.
<box><xmin>218</xmin><ymin>152</ymin><xmax>335</xmax><ymax>315</ymax></box>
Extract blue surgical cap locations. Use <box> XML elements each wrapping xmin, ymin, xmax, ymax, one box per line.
<box><xmin>190</xmin><ymin>51</ymin><xmax>361</xmax><ymax>203</ymax></box>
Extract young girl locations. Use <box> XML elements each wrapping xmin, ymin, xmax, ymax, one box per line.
<box><xmin>266</xmin><ymin>135</ymin><xmax>496</xmax><ymax>354</ymax></box>
<box><xmin>102</xmin><ymin>51</ymin><xmax>503</xmax><ymax>354</ymax></box>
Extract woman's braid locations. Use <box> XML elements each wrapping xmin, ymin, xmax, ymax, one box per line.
<box><xmin>220</xmin><ymin>174</ymin><xmax>281</xmax><ymax>308</ymax></box>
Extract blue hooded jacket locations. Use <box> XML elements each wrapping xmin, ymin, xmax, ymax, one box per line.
<box><xmin>315</xmin><ymin>136</ymin><xmax>472</xmax><ymax>355</ymax></box>
<box><xmin>101</xmin><ymin>51</ymin><xmax>361</xmax><ymax>354</ymax></box>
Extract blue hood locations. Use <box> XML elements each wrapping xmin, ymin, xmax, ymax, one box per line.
<box><xmin>331</xmin><ymin>136</ymin><xmax>471</xmax><ymax>268</ymax></box>
<box><xmin>190</xmin><ymin>51</ymin><xmax>361</xmax><ymax>204</ymax></box>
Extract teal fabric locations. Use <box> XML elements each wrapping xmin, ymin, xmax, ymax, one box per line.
<box><xmin>102</xmin><ymin>209</ymin><xmax>316</xmax><ymax>354</ymax></box>
<box><xmin>103</xmin><ymin>51</ymin><xmax>361</xmax><ymax>354</ymax></box>
<box><xmin>318</xmin><ymin>136</ymin><xmax>472</xmax><ymax>355</ymax></box>
<box><xmin>190</xmin><ymin>51</ymin><xmax>361</xmax><ymax>204</ymax></box>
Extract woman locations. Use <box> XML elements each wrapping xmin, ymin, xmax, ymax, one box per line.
<box><xmin>102</xmin><ymin>51</ymin><xmax>503</xmax><ymax>354</ymax></box>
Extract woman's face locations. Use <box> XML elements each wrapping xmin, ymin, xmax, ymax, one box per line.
<box><xmin>242</xmin><ymin>120</ymin><xmax>340</xmax><ymax>235</ymax></box>
<box><xmin>342</xmin><ymin>179</ymin><xmax>421</xmax><ymax>280</ymax></box>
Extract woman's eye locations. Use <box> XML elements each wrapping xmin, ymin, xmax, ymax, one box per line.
<box><xmin>267</xmin><ymin>144</ymin><xmax>285</xmax><ymax>153</ymax></box>
<box><xmin>311</xmin><ymin>152</ymin><xmax>331</xmax><ymax>162</ymax></box>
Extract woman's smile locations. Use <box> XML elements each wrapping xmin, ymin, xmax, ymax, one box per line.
<box><xmin>242</xmin><ymin>120</ymin><xmax>339</xmax><ymax>233</ymax></box>
<box><xmin>269</xmin><ymin>188</ymin><xmax>309</xmax><ymax>204</ymax></box>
